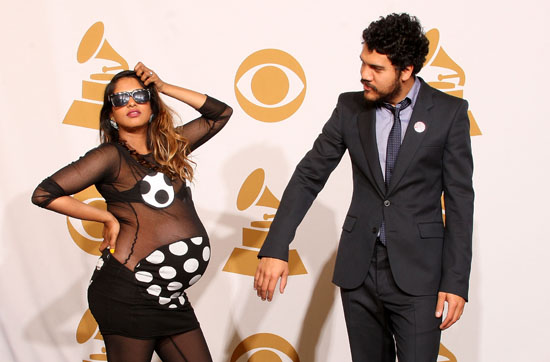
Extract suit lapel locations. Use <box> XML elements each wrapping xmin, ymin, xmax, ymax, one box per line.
<box><xmin>387</xmin><ymin>81</ymin><xmax>434</xmax><ymax>194</ymax></box>
<box><xmin>357</xmin><ymin>105</ymin><xmax>385</xmax><ymax>197</ymax></box>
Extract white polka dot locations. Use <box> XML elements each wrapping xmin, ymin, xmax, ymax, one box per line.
<box><xmin>202</xmin><ymin>246</ymin><xmax>211</xmax><ymax>261</ymax></box>
<box><xmin>167</xmin><ymin>281</ymin><xmax>183</xmax><ymax>291</ymax></box>
<box><xmin>169</xmin><ymin>241</ymin><xmax>188</xmax><ymax>256</ymax></box>
<box><xmin>189</xmin><ymin>274</ymin><xmax>202</xmax><ymax>286</ymax></box>
<box><xmin>184</xmin><ymin>258</ymin><xmax>199</xmax><ymax>273</ymax></box>
<box><xmin>135</xmin><ymin>271</ymin><xmax>153</xmax><ymax>283</ymax></box>
<box><xmin>159</xmin><ymin>266</ymin><xmax>177</xmax><ymax>279</ymax></box>
<box><xmin>147</xmin><ymin>284</ymin><xmax>161</xmax><ymax>296</ymax></box>
<box><xmin>170</xmin><ymin>292</ymin><xmax>182</xmax><ymax>299</ymax></box>
<box><xmin>159</xmin><ymin>297</ymin><xmax>170</xmax><ymax>305</ymax></box>
<box><xmin>169</xmin><ymin>304</ymin><xmax>177</xmax><ymax>309</ymax></box>
<box><xmin>96</xmin><ymin>258</ymin><xmax>104</xmax><ymax>270</ymax></box>
<box><xmin>178</xmin><ymin>296</ymin><xmax>186</xmax><ymax>305</ymax></box>
<box><xmin>146</xmin><ymin>250</ymin><xmax>165</xmax><ymax>264</ymax></box>
<box><xmin>191</xmin><ymin>236</ymin><xmax>203</xmax><ymax>245</ymax></box>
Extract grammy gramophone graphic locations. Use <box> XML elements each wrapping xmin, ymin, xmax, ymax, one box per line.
<box><xmin>77</xmin><ymin>309</ymin><xmax>107</xmax><ymax>362</ymax></box>
<box><xmin>424</xmin><ymin>28</ymin><xmax>481</xmax><ymax>136</ymax></box>
<box><xmin>63</xmin><ymin>21</ymin><xmax>129</xmax><ymax>130</ymax></box>
<box><xmin>426</xmin><ymin>30</ymin><xmax>474</xmax><ymax>362</ymax></box>
<box><xmin>223</xmin><ymin>168</ymin><xmax>307</xmax><ymax>276</ymax></box>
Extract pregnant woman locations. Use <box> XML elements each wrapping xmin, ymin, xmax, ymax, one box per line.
<box><xmin>32</xmin><ymin>62</ymin><xmax>232</xmax><ymax>362</ymax></box>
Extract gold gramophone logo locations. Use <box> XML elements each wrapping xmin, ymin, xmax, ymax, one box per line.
<box><xmin>438</xmin><ymin>343</ymin><xmax>458</xmax><ymax>362</ymax></box>
<box><xmin>423</xmin><ymin>28</ymin><xmax>481</xmax><ymax>137</ymax></box>
<box><xmin>76</xmin><ymin>309</ymin><xmax>107</xmax><ymax>361</ymax></box>
<box><xmin>223</xmin><ymin>168</ymin><xmax>307</xmax><ymax>276</ymax></box>
<box><xmin>67</xmin><ymin>186</ymin><xmax>106</xmax><ymax>256</ymax></box>
<box><xmin>425</xmin><ymin>28</ymin><xmax>481</xmax><ymax>223</ymax></box>
<box><xmin>424</xmin><ymin>29</ymin><xmax>475</xmax><ymax>362</ymax></box>
<box><xmin>63</xmin><ymin>21</ymin><xmax>129</xmax><ymax>130</ymax></box>
<box><xmin>235</xmin><ymin>49</ymin><xmax>306</xmax><ymax>123</ymax></box>
<box><xmin>230</xmin><ymin>333</ymin><xmax>300</xmax><ymax>362</ymax></box>
<box><xmin>68</xmin><ymin>185</ymin><xmax>107</xmax><ymax>360</ymax></box>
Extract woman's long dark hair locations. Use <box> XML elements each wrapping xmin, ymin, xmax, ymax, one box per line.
<box><xmin>99</xmin><ymin>70</ymin><xmax>194</xmax><ymax>181</ymax></box>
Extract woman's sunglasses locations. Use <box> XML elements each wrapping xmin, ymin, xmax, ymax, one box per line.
<box><xmin>109</xmin><ymin>89</ymin><xmax>151</xmax><ymax>107</ymax></box>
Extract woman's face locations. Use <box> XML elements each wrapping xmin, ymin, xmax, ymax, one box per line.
<box><xmin>109</xmin><ymin>77</ymin><xmax>153</xmax><ymax>131</ymax></box>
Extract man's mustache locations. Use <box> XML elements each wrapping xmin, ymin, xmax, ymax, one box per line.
<box><xmin>361</xmin><ymin>79</ymin><xmax>378</xmax><ymax>91</ymax></box>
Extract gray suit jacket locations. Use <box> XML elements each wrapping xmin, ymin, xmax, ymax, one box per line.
<box><xmin>258</xmin><ymin>79</ymin><xmax>474</xmax><ymax>300</ymax></box>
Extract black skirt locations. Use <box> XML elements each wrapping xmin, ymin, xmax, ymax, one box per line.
<box><xmin>88</xmin><ymin>237</ymin><xmax>210</xmax><ymax>339</ymax></box>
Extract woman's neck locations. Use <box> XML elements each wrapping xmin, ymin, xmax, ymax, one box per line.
<box><xmin>118</xmin><ymin>130</ymin><xmax>149</xmax><ymax>154</ymax></box>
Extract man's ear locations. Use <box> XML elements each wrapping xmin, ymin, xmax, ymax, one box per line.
<box><xmin>400</xmin><ymin>65</ymin><xmax>414</xmax><ymax>82</ymax></box>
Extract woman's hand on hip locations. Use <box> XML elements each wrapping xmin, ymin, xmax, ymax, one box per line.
<box><xmin>100</xmin><ymin>213</ymin><xmax>120</xmax><ymax>254</ymax></box>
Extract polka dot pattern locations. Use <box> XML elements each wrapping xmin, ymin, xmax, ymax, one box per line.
<box><xmin>159</xmin><ymin>297</ymin><xmax>170</xmax><ymax>305</ymax></box>
<box><xmin>159</xmin><ymin>266</ymin><xmax>177</xmax><ymax>279</ymax></box>
<box><xmin>191</xmin><ymin>237</ymin><xmax>203</xmax><ymax>245</ymax></box>
<box><xmin>184</xmin><ymin>259</ymin><xmax>199</xmax><ymax>273</ymax></box>
<box><xmin>189</xmin><ymin>274</ymin><xmax>202</xmax><ymax>286</ymax></box>
<box><xmin>133</xmin><ymin>237</ymin><xmax>210</xmax><ymax>310</ymax></box>
<box><xmin>202</xmin><ymin>246</ymin><xmax>210</xmax><ymax>262</ymax></box>
<box><xmin>169</xmin><ymin>241</ymin><xmax>188</xmax><ymax>256</ymax></box>
<box><xmin>167</xmin><ymin>281</ymin><xmax>183</xmax><ymax>291</ymax></box>
<box><xmin>135</xmin><ymin>271</ymin><xmax>153</xmax><ymax>283</ymax></box>
<box><xmin>139</xmin><ymin>172</ymin><xmax>175</xmax><ymax>209</ymax></box>
<box><xmin>146</xmin><ymin>250</ymin><xmax>165</xmax><ymax>264</ymax></box>
<box><xmin>95</xmin><ymin>257</ymin><xmax>104</xmax><ymax>271</ymax></box>
<box><xmin>147</xmin><ymin>285</ymin><xmax>161</xmax><ymax>296</ymax></box>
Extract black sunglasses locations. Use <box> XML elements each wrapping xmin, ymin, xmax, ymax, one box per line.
<box><xmin>109</xmin><ymin>89</ymin><xmax>151</xmax><ymax>107</ymax></box>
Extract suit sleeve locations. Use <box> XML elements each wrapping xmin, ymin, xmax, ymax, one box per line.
<box><xmin>440</xmin><ymin>99</ymin><xmax>474</xmax><ymax>300</ymax></box>
<box><xmin>258</xmin><ymin>95</ymin><xmax>349</xmax><ymax>261</ymax></box>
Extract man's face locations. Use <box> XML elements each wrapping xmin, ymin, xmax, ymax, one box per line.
<box><xmin>360</xmin><ymin>45</ymin><xmax>402</xmax><ymax>104</ymax></box>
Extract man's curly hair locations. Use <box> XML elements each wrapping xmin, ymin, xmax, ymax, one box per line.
<box><xmin>362</xmin><ymin>13</ymin><xmax>429</xmax><ymax>75</ymax></box>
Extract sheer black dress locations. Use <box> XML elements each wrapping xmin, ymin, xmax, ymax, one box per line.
<box><xmin>32</xmin><ymin>96</ymin><xmax>232</xmax><ymax>339</ymax></box>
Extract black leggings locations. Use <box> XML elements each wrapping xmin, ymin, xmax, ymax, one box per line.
<box><xmin>103</xmin><ymin>327</ymin><xmax>212</xmax><ymax>362</ymax></box>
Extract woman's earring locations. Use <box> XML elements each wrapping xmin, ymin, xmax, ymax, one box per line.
<box><xmin>110</xmin><ymin>119</ymin><xmax>119</xmax><ymax>130</ymax></box>
<box><xmin>149</xmin><ymin>114</ymin><xmax>155</xmax><ymax>123</ymax></box>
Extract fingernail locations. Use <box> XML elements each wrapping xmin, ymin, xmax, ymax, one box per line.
<box><xmin>110</xmin><ymin>248</ymin><xmax>115</xmax><ymax>254</ymax></box>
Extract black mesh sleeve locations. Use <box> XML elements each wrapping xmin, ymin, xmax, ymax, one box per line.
<box><xmin>31</xmin><ymin>143</ymin><xmax>121</xmax><ymax>208</ymax></box>
<box><xmin>176</xmin><ymin>96</ymin><xmax>232</xmax><ymax>152</ymax></box>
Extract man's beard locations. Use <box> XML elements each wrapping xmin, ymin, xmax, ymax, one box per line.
<box><xmin>362</xmin><ymin>73</ymin><xmax>402</xmax><ymax>105</ymax></box>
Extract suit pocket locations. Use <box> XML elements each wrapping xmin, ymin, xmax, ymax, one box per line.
<box><xmin>418</xmin><ymin>222</ymin><xmax>444</xmax><ymax>238</ymax></box>
<box><xmin>342</xmin><ymin>215</ymin><xmax>357</xmax><ymax>232</ymax></box>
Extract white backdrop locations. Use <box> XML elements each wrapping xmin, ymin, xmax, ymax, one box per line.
<box><xmin>1</xmin><ymin>1</ymin><xmax>550</xmax><ymax>361</ymax></box>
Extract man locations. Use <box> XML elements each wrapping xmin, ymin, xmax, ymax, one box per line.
<box><xmin>254</xmin><ymin>13</ymin><xmax>474</xmax><ymax>362</ymax></box>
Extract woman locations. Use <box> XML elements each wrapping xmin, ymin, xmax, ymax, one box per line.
<box><xmin>32</xmin><ymin>62</ymin><xmax>232</xmax><ymax>362</ymax></box>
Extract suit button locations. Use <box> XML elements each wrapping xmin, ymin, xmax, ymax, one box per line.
<box><xmin>384</xmin><ymin>200</ymin><xmax>391</xmax><ymax>207</ymax></box>
<box><xmin>372</xmin><ymin>227</ymin><xmax>378</xmax><ymax>233</ymax></box>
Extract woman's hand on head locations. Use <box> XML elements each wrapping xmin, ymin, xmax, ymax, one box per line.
<box><xmin>99</xmin><ymin>213</ymin><xmax>120</xmax><ymax>254</ymax></box>
<box><xmin>135</xmin><ymin>62</ymin><xmax>166</xmax><ymax>93</ymax></box>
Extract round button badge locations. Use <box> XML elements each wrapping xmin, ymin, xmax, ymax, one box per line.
<box><xmin>414</xmin><ymin>121</ymin><xmax>426</xmax><ymax>133</ymax></box>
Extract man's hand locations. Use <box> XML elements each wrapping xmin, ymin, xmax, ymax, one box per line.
<box><xmin>436</xmin><ymin>291</ymin><xmax>466</xmax><ymax>330</ymax></box>
<box><xmin>254</xmin><ymin>257</ymin><xmax>289</xmax><ymax>301</ymax></box>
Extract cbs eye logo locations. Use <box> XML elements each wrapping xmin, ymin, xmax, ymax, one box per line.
<box><xmin>235</xmin><ymin>49</ymin><xmax>306</xmax><ymax>123</ymax></box>
<box><xmin>230</xmin><ymin>333</ymin><xmax>300</xmax><ymax>362</ymax></box>
<box><xmin>67</xmin><ymin>186</ymin><xmax>106</xmax><ymax>256</ymax></box>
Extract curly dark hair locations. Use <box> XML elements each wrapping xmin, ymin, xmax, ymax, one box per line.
<box><xmin>362</xmin><ymin>13</ymin><xmax>429</xmax><ymax>75</ymax></box>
